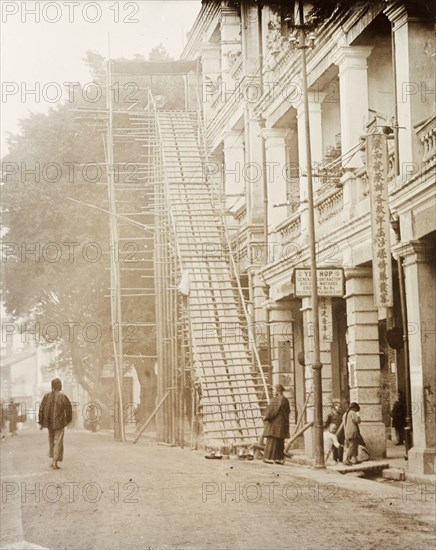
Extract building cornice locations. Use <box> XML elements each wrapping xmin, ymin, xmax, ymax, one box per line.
<box><xmin>392</xmin><ymin>241</ymin><xmax>433</xmax><ymax>264</ymax></box>
<box><xmin>344</xmin><ymin>267</ymin><xmax>373</xmax><ymax>280</ymax></box>
<box><xmin>181</xmin><ymin>1</ymin><xmax>221</xmax><ymax>61</ymax></box>
<box><xmin>259</xmin><ymin>127</ymin><xmax>291</xmax><ymax>143</ymax></box>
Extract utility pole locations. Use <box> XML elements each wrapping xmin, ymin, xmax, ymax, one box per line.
<box><xmin>288</xmin><ymin>0</ymin><xmax>325</xmax><ymax>468</ymax></box>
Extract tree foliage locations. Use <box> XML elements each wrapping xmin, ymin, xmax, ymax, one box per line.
<box><xmin>148</xmin><ymin>44</ymin><xmax>173</xmax><ymax>62</ymax></box>
<box><xmin>1</xmin><ymin>50</ymin><xmax>159</xmax><ymax>420</ymax></box>
<box><xmin>2</xmin><ymin>101</ymin><xmax>112</xmax><ymax>401</ymax></box>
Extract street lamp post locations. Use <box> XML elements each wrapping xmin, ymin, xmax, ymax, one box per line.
<box><xmin>287</xmin><ymin>0</ymin><xmax>325</xmax><ymax>468</ymax></box>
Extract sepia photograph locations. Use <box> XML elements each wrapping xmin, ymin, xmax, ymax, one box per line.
<box><xmin>0</xmin><ymin>1</ymin><xmax>435</xmax><ymax>549</ymax></box>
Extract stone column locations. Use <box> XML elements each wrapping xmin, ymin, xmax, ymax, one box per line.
<box><xmin>220</xmin><ymin>6</ymin><xmax>241</xmax><ymax>86</ymax></box>
<box><xmin>259</xmin><ymin>128</ymin><xmax>291</xmax><ymax>233</ymax></box>
<box><xmin>384</xmin><ymin>5</ymin><xmax>434</xmax><ymax>174</ymax></box>
<box><xmin>260</xmin><ymin>2</ymin><xmax>278</xmax><ymax>83</ymax></box>
<box><xmin>393</xmin><ymin>241</ymin><xmax>436</xmax><ymax>475</ymax></box>
<box><xmin>223</xmin><ymin>130</ymin><xmax>245</xmax><ymax>208</ymax></box>
<box><xmin>201</xmin><ymin>43</ymin><xmax>222</xmax><ymax>120</ymax></box>
<box><xmin>333</xmin><ymin>46</ymin><xmax>372</xmax><ymax>168</ymax></box>
<box><xmin>266</xmin><ymin>301</ymin><xmax>297</xmax><ymax>430</ymax></box>
<box><xmin>250</xmin><ymin>271</ymin><xmax>268</xmax><ymax>385</ymax></box>
<box><xmin>266</xmin><ymin>301</ymin><xmax>294</xmax><ymax>383</ymax></box>
<box><xmin>241</xmin><ymin>2</ymin><xmax>261</xmax><ymax>76</ymax></box>
<box><xmin>296</xmin><ymin>93</ymin><xmax>324</xmax><ymax>245</ymax></box>
<box><xmin>345</xmin><ymin>268</ymin><xmax>386</xmax><ymax>459</ymax></box>
<box><xmin>296</xmin><ymin>92</ymin><xmax>324</xmax><ymax>196</ymax></box>
<box><xmin>245</xmin><ymin>115</ymin><xmax>265</xmax><ymax>226</ymax></box>
<box><xmin>300</xmin><ymin>296</ymin><xmax>333</xmax><ymax>458</ymax></box>
<box><xmin>319</xmin><ymin>296</ymin><xmax>334</xmax><ymax>401</ymax></box>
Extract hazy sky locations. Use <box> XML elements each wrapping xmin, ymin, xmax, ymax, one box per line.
<box><xmin>1</xmin><ymin>0</ymin><xmax>201</xmax><ymax>155</ymax></box>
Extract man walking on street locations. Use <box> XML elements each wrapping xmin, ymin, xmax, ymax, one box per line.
<box><xmin>8</xmin><ymin>399</ymin><xmax>19</xmax><ymax>436</ymax></box>
<box><xmin>39</xmin><ymin>378</ymin><xmax>72</xmax><ymax>469</ymax></box>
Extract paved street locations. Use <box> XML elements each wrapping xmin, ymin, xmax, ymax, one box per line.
<box><xmin>1</xmin><ymin>427</ymin><xmax>435</xmax><ymax>550</ymax></box>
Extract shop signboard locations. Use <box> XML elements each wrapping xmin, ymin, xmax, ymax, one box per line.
<box><xmin>294</xmin><ymin>268</ymin><xmax>344</xmax><ymax>297</ymax></box>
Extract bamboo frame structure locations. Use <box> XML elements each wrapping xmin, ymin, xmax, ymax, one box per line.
<box><xmin>73</xmin><ymin>58</ymin><xmax>271</xmax><ymax>451</ymax></box>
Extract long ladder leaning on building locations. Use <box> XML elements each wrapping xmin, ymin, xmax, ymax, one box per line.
<box><xmin>149</xmin><ymin>92</ymin><xmax>270</xmax><ymax>450</ymax></box>
<box><xmin>87</xmin><ymin>57</ymin><xmax>270</xmax><ymax>449</ymax></box>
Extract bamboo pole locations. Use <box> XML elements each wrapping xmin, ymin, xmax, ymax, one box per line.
<box><xmin>133</xmin><ymin>392</ymin><xmax>170</xmax><ymax>443</ymax></box>
<box><xmin>179</xmin><ymin>296</ymin><xmax>187</xmax><ymax>449</ymax></box>
<box><xmin>153</xmin><ymin>110</ymin><xmax>164</xmax><ymax>443</ymax></box>
<box><xmin>286</xmin><ymin>421</ymin><xmax>314</xmax><ymax>450</ymax></box>
<box><xmin>171</xmin><ymin>256</ymin><xmax>177</xmax><ymax>446</ymax></box>
<box><xmin>105</xmin><ymin>43</ymin><xmax>125</xmax><ymax>442</ymax></box>
<box><xmin>293</xmin><ymin>391</ymin><xmax>312</xmax><ymax>436</ymax></box>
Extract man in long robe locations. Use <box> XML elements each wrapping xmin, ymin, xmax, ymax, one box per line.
<box><xmin>262</xmin><ymin>384</ymin><xmax>290</xmax><ymax>464</ymax></box>
<box><xmin>39</xmin><ymin>378</ymin><xmax>72</xmax><ymax>469</ymax></box>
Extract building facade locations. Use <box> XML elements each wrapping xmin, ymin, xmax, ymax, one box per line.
<box><xmin>182</xmin><ymin>0</ymin><xmax>435</xmax><ymax>474</ymax></box>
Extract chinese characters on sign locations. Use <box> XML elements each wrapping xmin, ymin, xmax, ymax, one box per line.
<box><xmin>319</xmin><ymin>296</ymin><xmax>333</xmax><ymax>344</ymax></box>
<box><xmin>366</xmin><ymin>132</ymin><xmax>394</xmax><ymax>308</ymax></box>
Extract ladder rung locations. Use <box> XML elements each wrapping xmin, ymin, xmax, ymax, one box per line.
<box><xmin>202</xmin><ymin>389</ymin><xmax>263</xmax><ymax>395</ymax></box>
<box><xmin>201</xmin><ymin>427</ymin><xmax>261</xmax><ymax>433</ymax></box>
<box><xmin>199</xmin><ymin>372</ymin><xmax>256</xmax><ymax>378</ymax></box>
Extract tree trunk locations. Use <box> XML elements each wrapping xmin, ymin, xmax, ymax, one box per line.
<box><xmin>68</xmin><ymin>340</ymin><xmax>113</xmax><ymax>427</ymax></box>
<box><xmin>133</xmin><ymin>360</ymin><xmax>157</xmax><ymax>425</ymax></box>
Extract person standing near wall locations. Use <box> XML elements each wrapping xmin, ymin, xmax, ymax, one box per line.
<box><xmin>324</xmin><ymin>401</ymin><xmax>344</xmax><ymax>462</ymax></box>
<box><xmin>8</xmin><ymin>399</ymin><xmax>19</xmax><ymax>436</ymax></box>
<box><xmin>343</xmin><ymin>402</ymin><xmax>362</xmax><ymax>466</ymax></box>
<box><xmin>391</xmin><ymin>391</ymin><xmax>406</xmax><ymax>445</ymax></box>
<box><xmin>262</xmin><ymin>384</ymin><xmax>290</xmax><ymax>465</ymax></box>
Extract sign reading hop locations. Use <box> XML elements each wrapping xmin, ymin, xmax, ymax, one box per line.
<box><xmin>293</xmin><ymin>268</ymin><xmax>345</xmax><ymax>297</ymax></box>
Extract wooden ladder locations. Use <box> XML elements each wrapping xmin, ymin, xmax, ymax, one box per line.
<box><xmin>157</xmin><ymin>111</ymin><xmax>264</xmax><ymax>448</ymax></box>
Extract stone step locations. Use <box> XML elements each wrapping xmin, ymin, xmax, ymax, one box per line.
<box><xmin>334</xmin><ymin>460</ymin><xmax>390</xmax><ymax>474</ymax></box>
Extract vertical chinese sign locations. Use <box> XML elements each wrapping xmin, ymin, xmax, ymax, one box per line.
<box><xmin>366</xmin><ymin>132</ymin><xmax>393</xmax><ymax>309</ymax></box>
<box><xmin>319</xmin><ymin>296</ymin><xmax>333</xmax><ymax>344</ymax></box>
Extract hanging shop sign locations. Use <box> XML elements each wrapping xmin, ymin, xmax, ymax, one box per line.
<box><xmin>319</xmin><ymin>296</ymin><xmax>333</xmax><ymax>343</ymax></box>
<box><xmin>366</xmin><ymin>132</ymin><xmax>393</xmax><ymax>308</ymax></box>
<box><xmin>294</xmin><ymin>268</ymin><xmax>344</xmax><ymax>297</ymax></box>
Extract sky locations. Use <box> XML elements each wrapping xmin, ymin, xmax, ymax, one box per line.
<box><xmin>0</xmin><ymin>0</ymin><xmax>201</xmax><ymax>156</ymax></box>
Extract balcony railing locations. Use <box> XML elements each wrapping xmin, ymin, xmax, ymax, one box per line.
<box><xmin>355</xmin><ymin>164</ymin><xmax>370</xmax><ymax>198</ymax></box>
<box><xmin>387</xmin><ymin>146</ymin><xmax>396</xmax><ymax>182</ymax></box>
<box><xmin>266</xmin><ymin>46</ymin><xmax>294</xmax><ymax>81</ymax></box>
<box><xmin>233</xmin><ymin>201</ymin><xmax>247</xmax><ymax>226</ymax></box>
<box><xmin>276</xmin><ymin>212</ymin><xmax>301</xmax><ymax>247</ymax></box>
<box><xmin>229</xmin><ymin>54</ymin><xmax>243</xmax><ymax>80</ymax></box>
<box><xmin>316</xmin><ymin>144</ymin><xmax>343</xmax><ymax>190</ymax></box>
<box><xmin>415</xmin><ymin>114</ymin><xmax>436</xmax><ymax>163</ymax></box>
<box><xmin>316</xmin><ymin>187</ymin><xmax>344</xmax><ymax>224</ymax></box>
<box><xmin>210</xmin><ymin>89</ymin><xmax>222</xmax><ymax>112</ymax></box>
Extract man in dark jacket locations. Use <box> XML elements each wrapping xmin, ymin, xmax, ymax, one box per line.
<box><xmin>39</xmin><ymin>378</ymin><xmax>72</xmax><ymax>469</ymax></box>
<box><xmin>262</xmin><ymin>384</ymin><xmax>290</xmax><ymax>465</ymax></box>
<box><xmin>343</xmin><ymin>402</ymin><xmax>361</xmax><ymax>466</ymax></box>
<box><xmin>391</xmin><ymin>391</ymin><xmax>406</xmax><ymax>445</ymax></box>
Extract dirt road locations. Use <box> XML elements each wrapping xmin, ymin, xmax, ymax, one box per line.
<box><xmin>1</xmin><ymin>427</ymin><xmax>434</xmax><ymax>549</ymax></box>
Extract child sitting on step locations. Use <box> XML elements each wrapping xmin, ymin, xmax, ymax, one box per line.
<box><xmin>324</xmin><ymin>423</ymin><xmax>342</xmax><ymax>463</ymax></box>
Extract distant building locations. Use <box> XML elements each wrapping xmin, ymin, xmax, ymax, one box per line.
<box><xmin>0</xmin><ymin>311</ymin><xmax>56</xmax><ymax>424</ymax></box>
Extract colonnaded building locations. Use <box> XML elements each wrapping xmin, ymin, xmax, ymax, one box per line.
<box><xmin>180</xmin><ymin>0</ymin><xmax>435</xmax><ymax>474</ymax></box>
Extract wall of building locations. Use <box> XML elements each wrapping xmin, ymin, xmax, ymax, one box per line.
<box><xmin>183</xmin><ymin>0</ymin><xmax>435</xmax><ymax>473</ymax></box>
